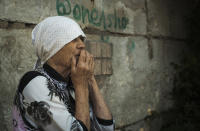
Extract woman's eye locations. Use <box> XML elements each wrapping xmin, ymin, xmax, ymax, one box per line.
<box><xmin>80</xmin><ymin>37</ymin><xmax>84</xmax><ymax>42</ymax></box>
<box><xmin>72</xmin><ymin>38</ymin><xmax>78</xmax><ymax>42</ymax></box>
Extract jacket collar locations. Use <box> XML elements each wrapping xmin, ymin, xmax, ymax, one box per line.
<box><xmin>43</xmin><ymin>63</ymin><xmax>67</xmax><ymax>82</ymax></box>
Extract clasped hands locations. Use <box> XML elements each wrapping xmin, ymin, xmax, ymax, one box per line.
<box><xmin>70</xmin><ymin>50</ymin><xmax>95</xmax><ymax>88</ymax></box>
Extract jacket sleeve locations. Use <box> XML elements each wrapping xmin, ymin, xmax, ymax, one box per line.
<box><xmin>22</xmin><ymin>76</ymin><xmax>87</xmax><ymax>131</ymax></box>
<box><xmin>90</xmin><ymin>107</ymin><xmax>115</xmax><ymax>131</ymax></box>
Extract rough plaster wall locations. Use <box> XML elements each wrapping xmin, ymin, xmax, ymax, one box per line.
<box><xmin>0</xmin><ymin>0</ymin><xmax>191</xmax><ymax>130</ymax></box>
<box><xmin>0</xmin><ymin>29</ymin><xmax>37</xmax><ymax>131</ymax></box>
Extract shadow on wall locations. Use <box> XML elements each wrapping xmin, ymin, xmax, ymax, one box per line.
<box><xmin>148</xmin><ymin>1</ymin><xmax>200</xmax><ymax>131</ymax></box>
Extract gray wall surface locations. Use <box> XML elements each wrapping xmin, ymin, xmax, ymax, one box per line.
<box><xmin>0</xmin><ymin>0</ymin><xmax>191</xmax><ymax>130</ymax></box>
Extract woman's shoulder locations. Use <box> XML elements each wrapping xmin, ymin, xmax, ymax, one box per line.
<box><xmin>18</xmin><ymin>71</ymin><xmax>47</xmax><ymax>93</ymax></box>
<box><xmin>20</xmin><ymin>71</ymin><xmax>51</xmax><ymax>101</ymax></box>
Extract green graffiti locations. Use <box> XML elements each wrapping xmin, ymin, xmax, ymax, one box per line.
<box><xmin>117</xmin><ymin>17</ymin><xmax>122</xmax><ymax>29</ymax></box>
<box><xmin>56</xmin><ymin>0</ymin><xmax>71</xmax><ymax>16</ymax></box>
<box><xmin>128</xmin><ymin>41</ymin><xmax>135</xmax><ymax>51</ymax></box>
<box><xmin>91</xmin><ymin>8</ymin><xmax>98</xmax><ymax>25</ymax></box>
<box><xmin>107</xmin><ymin>14</ymin><xmax>113</xmax><ymax>28</ymax></box>
<box><xmin>97</xmin><ymin>11</ymin><xmax>106</xmax><ymax>29</ymax></box>
<box><xmin>56</xmin><ymin>0</ymin><xmax>129</xmax><ymax>30</ymax></box>
<box><xmin>81</xmin><ymin>6</ymin><xmax>90</xmax><ymax>23</ymax></box>
<box><xmin>122</xmin><ymin>17</ymin><xmax>128</xmax><ymax>29</ymax></box>
<box><xmin>101</xmin><ymin>34</ymin><xmax>109</xmax><ymax>43</ymax></box>
<box><xmin>73</xmin><ymin>4</ymin><xmax>81</xmax><ymax>20</ymax></box>
<box><xmin>114</xmin><ymin>10</ymin><xmax>117</xmax><ymax>29</ymax></box>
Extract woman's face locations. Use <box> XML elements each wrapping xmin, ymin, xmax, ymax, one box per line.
<box><xmin>50</xmin><ymin>36</ymin><xmax>85</xmax><ymax>69</ymax></box>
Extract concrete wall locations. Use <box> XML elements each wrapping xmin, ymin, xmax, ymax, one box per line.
<box><xmin>0</xmin><ymin>0</ymin><xmax>191</xmax><ymax>130</ymax></box>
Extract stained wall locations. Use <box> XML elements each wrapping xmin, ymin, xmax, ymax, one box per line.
<box><xmin>0</xmin><ymin>0</ymin><xmax>191</xmax><ymax>130</ymax></box>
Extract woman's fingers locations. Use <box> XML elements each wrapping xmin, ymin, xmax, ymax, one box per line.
<box><xmin>86</xmin><ymin>51</ymin><xmax>90</xmax><ymax>64</ymax></box>
<box><xmin>91</xmin><ymin>57</ymin><xmax>94</xmax><ymax>71</ymax></box>
<box><xmin>90</xmin><ymin>55</ymin><xmax>94</xmax><ymax>70</ymax></box>
<box><xmin>79</xmin><ymin>50</ymin><xmax>86</xmax><ymax>63</ymax></box>
<box><xmin>77</xmin><ymin>50</ymin><xmax>94</xmax><ymax>74</ymax></box>
<box><xmin>71</xmin><ymin>56</ymin><xmax>76</xmax><ymax>72</ymax></box>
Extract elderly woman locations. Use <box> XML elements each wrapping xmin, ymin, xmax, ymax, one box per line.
<box><xmin>12</xmin><ymin>16</ymin><xmax>114</xmax><ymax>131</ymax></box>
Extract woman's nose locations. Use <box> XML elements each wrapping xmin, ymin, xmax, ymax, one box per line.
<box><xmin>77</xmin><ymin>40</ymin><xmax>85</xmax><ymax>49</ymax></box>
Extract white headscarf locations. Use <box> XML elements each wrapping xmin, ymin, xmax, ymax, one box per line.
<box><xmin>32</xmin><ymin>16</ymin><xmax>86</xmax><ymax>69</ymax></box>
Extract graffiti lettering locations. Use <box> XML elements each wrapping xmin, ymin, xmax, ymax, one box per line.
<box><xmin>56</xmin><ymin>0</ymin><xmax>129</xmax><ymax>30</ymax></box>
<box><xmin>73</xmin><ymin>4</ymin><xmax>81</xmax><ymax>20</ymax></box>
<box><xmin>128</xmin><ymin>41</ymin><xmax>135</xmax><ymax>51</ymax></box>
<box><xmin>101</xmin><ymin>34</ymin><xmax>109</xmax><ymax>43</ymax></box>
<box><xmin>56</xmin><ymin>0</ymin><xmax>71</xmax><ymax>15</ymax></box>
